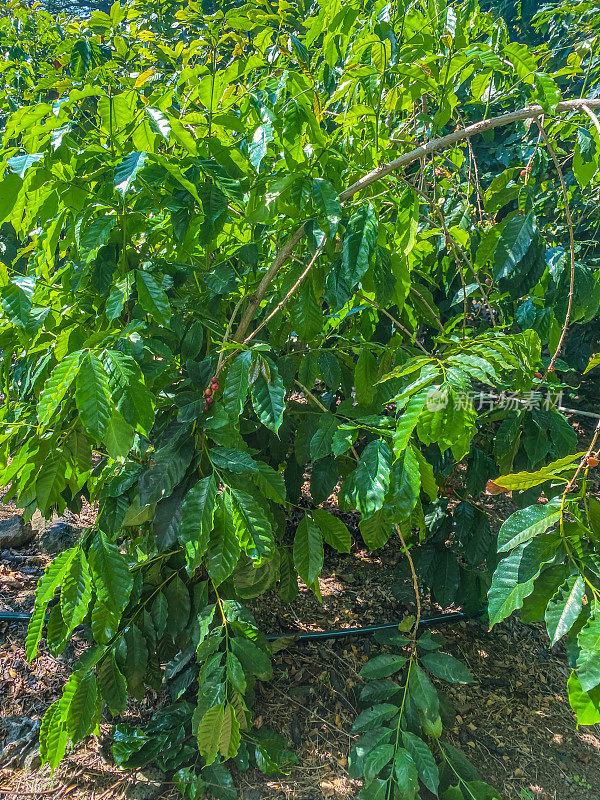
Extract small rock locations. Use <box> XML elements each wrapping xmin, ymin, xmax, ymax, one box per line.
<box><xmin>0</xmin><ymin>717</ymin><xmax>40</xmax><ymax>769</ymax></box>
<box><xmin>30</xmin><ymin>511</ymin><xmax>82</xmax><ymax>555</ymax></box>
<box><xmin>126</xmin><ymin>768</ymin><xmax>165</xmax><ymax>800</ymax></box>
<box><xmin>0</xmin><ymin>516</ymin><xmax>34</xmax><ymax>550</ymax></box>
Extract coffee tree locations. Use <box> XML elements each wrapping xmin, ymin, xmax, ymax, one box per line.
<box><xmin>1</xmin><ymin>0</ymin><xmax>600</xmax><ymax>797</ymax></box>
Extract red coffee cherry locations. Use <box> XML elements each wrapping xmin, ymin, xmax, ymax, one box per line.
<box><xmin>534</xmin><ymin>371</ymin><xmax>543</xmax><ymax>379</ymax></box>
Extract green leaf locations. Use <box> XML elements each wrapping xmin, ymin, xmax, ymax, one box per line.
<box><xmin>106</xmin><ymin>273</ymin><xmax>134</xmax><ymax>321</ymax></box>
<box><xmin>313</xmin><ymin>178</ymin><xmax>341</xmax><ymax>239</ymax></box>
<box><xmin>168</xmin><ymin>114</ymin><xmax>198</xmax><ymax>154</ymax></box>
<box><xmin>293</xmin><ymin>282</ymin><xmax>323</xmax><ymax>341</ymax></box>
<box><xmin>102</xmin><ymin>350</ymin><xmax>154</xmax><ymax>434</ymax></box>
<box><xmin>226</xmin><ymin>651</ymin><xmax>246</xmax><ymax>694</ymax></box>
<box><xmin>223</xmin><ymin>351</ymin><xmax>251</xmax><ymax>419</ymax></box>
<box><xmin>60</xmin><ymin>550</ymin><xmax>92</xmax><ymax>634</ymax></box>
<box><xmin>355</xmin><ymin>349</ymin><xmax>378</xmax><ymax>407</ymax></box>
<box><xmin>66</xmin><ymin>671</ymin><xmax>98</xmax><ymax>743</ymax></box>
<box><xmin>123</xmin><ymin>624</ymin><xmax>148</xmax><ymax>696</ymax></box>
<box><xmin>567</xmin><ymin>670</ymin><xmax>600</xmax><ymax>725</ymax></box>
<box><xmin>576</xmin><ymin>614</ymin><xmax>600</xmax><ymax>691</ymax></box>
<box><xmin>211</xmin><ymin>447</ymin><xmax>258</xmax><ymax>473</ymax></box>
<box><xmin>497</xmin><ymin>502</ymin><xmax>562</xmax><ymax>552</ymax></box>
<box><xmin>401</xmin><ymin>731</ymin><xmax>439</xmax><ymax>796</ymax></box>
<box><xmin>39</xmin><ymin>700</ymin><xmax>68</xmax><ymax>770</ymax></box>
<box><xmin>353</xmin><ymin>439</ymin><xmax>392</xmax><ymax>517</ymax></box>
<box><xmin>0</xmin><ymin>282</ymin><xmax>32</xmax><ymax>329</ymax></box>
<box><xmin>534</xmin><ymin>72</ymin><xmax>560</xmax><ymax>113</ymax></box>
<box><xmin>421</xmin><ymin>652</ymin><xmax>473</xmax><ymax>684</ymax></box>
<box><xmin>250</xmin><ymin>366</ymin><xmax>285</xmax><ymax>433</ymax></box>
<box><xmin>384</xmin><ymin>449</ymin><xmax>420</xmax><ymax>521</ymax></box>
<box><xmin>38</xmin><ymin>351</ymin><xmax>83</xmax><ymax>427</ymax></box>
<box><xmin>364</xmin><ymin>743</ymin><xmax>394</xmax><ymax>784</ymax></box>
<box><xmin>179</xmin><ymin>475</ymin><xmax>217</xmax><ymax>562</ymax></box>
<box><xmin>493</xmin><ymin>212</ymin><xmax>535</xmax><ymax>283</ymax></box>
<box><xmin>349</xmin><ymin>728</ymin><xmax>394</xmax><ymax>780</ymax></box>
<box><xmin>252</xmin><ymin>461</ymin><xmax>287</xmax><ymax>504</ymax></box>
<box><xmin>163</xmin><ymin>574</ymin><xmax>191</xmax><ymax>636</ymax></box>
<box><xmin>75</xmin><ymin>352</ymin><xmax>111</xmax><ymax>440</ymax></box>
<box><xmin>293</xmin><ymin>513</ymin><xmax>324</xmax><ymax>586</ymax></box>
<box><xmin>136</xmin><ymin>270</ymin><xmax>171</xmax><ymax>325</ymax></box>
<box><xmin>394</xmin><ymin>391</ymin><xmax>427</xmax><ymax>455</ymax></box>
<box><xmin>199</xmin><ymin>183</ymin><xmax>228</xmax><ymax>243</ymax></box>
<box><xmin>488</xmin><ymin>534</ymin><xmax>559</xmax><ymax>627</ymax></box>
<box><xmin>505</xmin><ymin>42</ymin><xmax>537</xmax><ymax>83</ymax></box>
<box><xmin>573</xmin><ymin>127</ymin><xmax>598</xmax><ymax>189</ymax></box>
<box><xmin>78</xmin><ymin>215</ymin><xmax>117</xmax><ymax>263</ymax></box>
<box><xmin>97</xmin><ymin>652</ymin><xmax>128</xmax><ymax>714</ymax></box>
<box><xmin>310</xmin><ymin>413</ymin><xmax>338</xmax><ymax>461</ymax></box>
<box><xmin>7</xmin><ymin>152</ymin><xmax>43</xmax><ymax>177</ymax></box>
<box><xmin>26</xmin><ymin>549</ymin><xmax>76</xmax><ymax>661</ymax></box>
<box><xmin>318</xmin><ymin>351</ymin><xmax>341</xmax><ymax>389</ymax></box>
<box><xmin>219</xmin><ymin>703</ymin><xmax>241</xmax><ymax>759</ymax></box>
<box><xmin>88</xmin><ymin>531</ymin><xmax>133</xmax><ymax>619</ymax></box>
<box><xmin>206</xmin><ymin>496</ymin><xmax>240</xmax><ymax>585</ymax></box>
<box><xmin>394</xmin><ymin>747</ymin><xmax>419</xmax><ymax>800</ymax></box>
<box><xmin>494</xmin><ymin>453</ymin><xmax>585</xmax><ymax>490</ymax></box>
<box><xmin>249</xmin><ymin>122</ymin><xmax>273</xmax><ymax>169</ymax></box>
<box><xmin>352</xmin><ymin>703</ymin><xmax>398</xmax><ymax>732</ymax></box>
<box><xmin>359</xmin><ymin>510</ymin><xmax>393</xmax><ymax>550</ymax></box>
<box><xmin>359</xmin><ymin>654</ymin><xmax>406</xmax><ymax>679</ymax></box>
<box><xmin>278</xmin><ymin>546</ymin><xmax>299</xmax><ymax>603</ymax></box>
<box><xmin>230</xmin><ymin>637</ymin><xmax>272</xmax><ymax>680</ymax></box>
<box><xmin>114</xmin><ymin>151</ymin><xmax>147</xmax><ymax>195</ymax></box>
<box><xmin>103</xmin><ymin>409</ymin><xmax>134</xmax><ymax>459</ymax></box>
<box><xmin>228</xmin><ymin>487</ymin><xmax>274</xmax><ymax>563</ymax></box>
<box><xmin>36</xmin><ymin>450</ymin><xmax>68</xmax><ymax>514</ymax></box>
<box><xmin>342</xmin><ymin>202</ymin><xmax>378</xmax><ymax>289</ymax></box>
<box><xmin>198</xmin><ymin>705</ymin><xmax>224</xmax><ymax>765</ymax></box>
<box><xmin>584</xmin><ymin>352</ymin><xmax>600</xmax><ymax>374</ymax></box>
<box><xmin>311</xmin><ymin>508</ymin><xmax>351</xmax><ymax>553</ymax></box>
<box><xmin>545</xmin><ymin>575</ymin><xmax>585</xmax><ymax>646</ymax></box>
<box><xmin>0</xmin><ymin>173</ymin><xmax>22</xmax><ymax>223</ymax></box>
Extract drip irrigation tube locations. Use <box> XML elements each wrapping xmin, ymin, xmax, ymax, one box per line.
<box><xmin>0</xmin><ymin>608</ymin><xmax>486</xmax><ymax>641</ymax></box>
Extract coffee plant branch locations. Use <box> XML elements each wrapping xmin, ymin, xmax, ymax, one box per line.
<box><xmin>535</xmin><ymin>121</ymin><xmax>577</xmax><ymax>377</ymax></box>
<box><xmin>229</xmin><ymin>98</ymin><xmax>600</xmax><ymax>357</ymax></box>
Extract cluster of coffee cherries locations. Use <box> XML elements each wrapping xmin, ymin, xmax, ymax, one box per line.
<box><xmin>204</xmin><ymin>375</ymin><xmax>220</xmax><ymax>412</ymax></box>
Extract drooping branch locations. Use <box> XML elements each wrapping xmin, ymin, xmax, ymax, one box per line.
<box><xmin>230</xmin><ymin>98</ymin><xmax>600</xmax><ymax>347</ymax></box>
<box><xmin>339</xmin><ymin>98</ymin><xmax>600</xmax><ymax>202</ymax></box>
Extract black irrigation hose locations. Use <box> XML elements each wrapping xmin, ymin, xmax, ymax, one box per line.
<box><xmin>0</xmin><ymin>608</ymin><xmax>487</xmax><ymax>640</ymax></box>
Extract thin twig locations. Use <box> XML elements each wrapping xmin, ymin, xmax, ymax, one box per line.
<box><xmin>216</xmin><ymin>295</ymin><xmax>245</xmax><ymax>373</ymax></box>
<box><xmin>294</xmin><ymin>379</ymin><xmax>360</xmax><ymax>461</ymax></box>
<box><xmin>241</xmin><ymin>238</ymin><xmax>327</xmax><ymax>348</ymax></box>
<box><xmin>409</xmin><ymin>286</ymin><xmax>445</xmax><ymax>333</ymax></box>
<box><xmin>395</xmin><ymin>523</ymin><xmax>421</xmax><ymax>641</ymax></box>
<box><xmin>402</xmin><ymin>177</ymin><xmax>495</xmax><ymax>323</ymax></box>
<box><xmin>565</xmin><ymin>419</ymin><xmax>600</xmax><ymax>493</ymax></box>
<box><xmin>581</xmin><ymin>103</ymin><xmax>600</xmax><ymax>139</ymax></box>
<box><xmin>536</xmin><ymin>121</ymin><xmax>576</xmax><ymax>375</ymax></box>
<box><xmin>355</xmin><ymin>293</ymin><xmax>430</xmax><ymax>354</ymax></box>
<box><xmin>233</xmin><ymin>225</ymin><xmax>306</xmax><ymax>343</ymax></box>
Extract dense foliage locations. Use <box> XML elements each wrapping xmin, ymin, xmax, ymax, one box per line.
<box><xmin>1</xmin><ymin>0</ymin><xmax>600</xmax><ymax>797</ymax></box>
